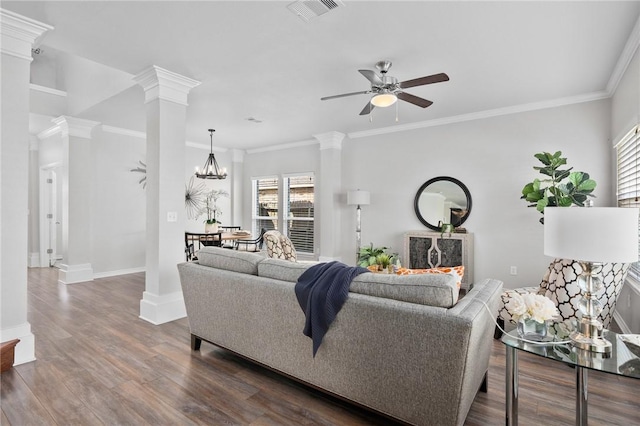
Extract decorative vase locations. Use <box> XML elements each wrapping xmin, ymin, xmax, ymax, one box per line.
<box><xmin>205</xmin><ymin>222</ymin><xmax>218</xmax><ymax>233</ymax></box>
<box><xmin>517</xmin><ymin>318</ymin><xmax>547</xmax><ymax>341</ymax></box>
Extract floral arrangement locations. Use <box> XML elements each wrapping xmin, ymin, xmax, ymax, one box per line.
<box><xmin>200</xmin><ymin>189</ymin><xmax>229</xmax><ymax>224</ymax></box>
<box><xmin>505</xmin><ymin>293</ymin><xmax>558</xmax><ymax>324</ymax></box>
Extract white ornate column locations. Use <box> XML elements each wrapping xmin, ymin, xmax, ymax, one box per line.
<box><xmin>51</xmin><ymin>116</ymin><xmax>100</xmax><ymax>284</ymax></box>
<box><xmin>134</xmin><ymin>66</ymin><xmax>200</xmax><ymax>324</ymax></box>
<box><xmin>314</xmin><ymin>131</ymin><xmax>345</xmax><ymax>261</ymax></box>
<box><xmin>0</xmin><ymin>8</ymin><xmax>53</xmax><ymax>365</ymax></box>
<box><xmin>231</xmin><ymin>148</ymin><xmax>244</xmax><ymax>227</ymax></box>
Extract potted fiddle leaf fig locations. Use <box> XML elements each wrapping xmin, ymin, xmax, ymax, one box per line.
<box><xmin>521</xmin><ymin>151</ymin><xmax>596</xmax><ymax>223</ymax></box>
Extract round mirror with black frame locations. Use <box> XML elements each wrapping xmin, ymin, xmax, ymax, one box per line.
<box><xmin>414</xmin><ymin>176</ymin><xmax>472</xmax><ymax>231</ymax></box>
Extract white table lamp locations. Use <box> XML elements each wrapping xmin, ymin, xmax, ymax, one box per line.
<box><xmin>544</xmin><ymin>207</ymin><xmax>639</xmax><ymax>353</ymax></box>
<box><xmin>347</xmin><ymin>190</ymin><xmax>370</xmax><ymax>263</ymax></box>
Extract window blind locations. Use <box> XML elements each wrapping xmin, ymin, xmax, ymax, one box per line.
<box><xmin>253</xmin><ymin>177</ymin><xmax>278</xmax><ymax>234</ymax></box>
<box><xmin>284</xmin><ymin>174</ymin><xmax>314</xmax><ymax>254</ymax></box>
<box><xmin>616</xmin><ymin>126</ymin><xmax>640</xmax><ymax>278</ymax></box>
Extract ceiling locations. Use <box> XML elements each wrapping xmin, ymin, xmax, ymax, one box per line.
<box><xmin>5</xmin><ymin>1</ymin><xmax>640</xmax><ymax>151</ymax></box>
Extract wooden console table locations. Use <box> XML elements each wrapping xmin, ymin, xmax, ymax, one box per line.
<box><xmin>403</xmin><ymin>230</ymin><xmax>474</xmax><ymax>290</ymax></box>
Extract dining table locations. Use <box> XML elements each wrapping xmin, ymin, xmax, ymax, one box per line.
<box><xmin>184</xmin><ymin>231</ymin><xmax>252</xmax><ymax>260</ymax></box>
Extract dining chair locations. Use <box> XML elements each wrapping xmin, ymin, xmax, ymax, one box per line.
<box><xmin>200</xmin><ymin>232</ymin><xmax>223</xmax><ymax>247</ymax></box>
<box><xmin>235</xmin><ymin>228</ymin><xmax>266</xmax><ymax>252</ymax></box>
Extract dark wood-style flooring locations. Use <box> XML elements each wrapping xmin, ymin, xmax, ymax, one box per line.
<box><xmin>1</xmin><ymin>267</ymin><xmax>638</xmax><ymax>425</ymax></box>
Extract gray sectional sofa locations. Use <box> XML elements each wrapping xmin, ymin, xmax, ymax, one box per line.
<box><xmin>177</xmin><ymin>247</ymin><xmax>503</xmax><ymax>426</ymax></box>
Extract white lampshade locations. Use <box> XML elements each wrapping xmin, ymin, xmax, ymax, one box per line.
<box><xmin>544</xmin><ymin>207</ymin><xmax>639</xmax><ymax>263</ymax></box>
<box><xmin>347</xmin><ymin>190</ymin><xmax>370</xmax><ymax>206</ymax></box>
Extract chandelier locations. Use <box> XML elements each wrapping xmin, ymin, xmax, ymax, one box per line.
<box><xmin>195</xmin><ymin>129</ymin><xmax>227</xmax><ymax>180</ymax></box>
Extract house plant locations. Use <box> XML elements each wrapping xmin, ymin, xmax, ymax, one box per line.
<box><xmin>521</xmin><ymin>151</ymin><xmax>596</xmax><ymax>223</ymax></box>
<box><xmin>201</xmin><ymin>189</ymin><xmax>229</xmax><ymax>233</ymax></box>
<box><xmin>357</xmin><ymin>243</ymin><xmax>396</xmax><ymax>272</ymax></box>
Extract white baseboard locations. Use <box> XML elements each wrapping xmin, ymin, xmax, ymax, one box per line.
<box><xmin>28</xmin><ymin>252</ymin><xmax>40</xmax><ymax>268</ymax></box>
<box><xmin>1</xmin><ymin>323</ymin><xmax>36</xmax><ymax>366</ymax></box>
<box><xmin>58</xmin><ymin>263</ymin><xmax>93</xmax><ymax>284</ymax></box>
<box><xmin>139</xmin><ymin>290</ymin><xmax>186</xmax><ymax>325</ymax></box>
<box><xmin>613</xmin><ymin>311</ymin><xmax>632</xmax><ymax>334</ymax></box>
<box><xmin>93</xmin><ymin>266</ymin><xmax>145</xmax><ymax>279</ymax></box>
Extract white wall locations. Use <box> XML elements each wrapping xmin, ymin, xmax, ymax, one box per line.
<box><xmin>90</xmin><ymin>129</ymin><xmax>146</xmax><ymax>275</ymax></box>
<box><xmin>238</xmin><ymin>100</ymin><xmax>612</xmax><ymax>288</ymax></box>
<box><xmin>337</xmin><ymin>99</ymin><xmax>612</xmax><ymax>289</ymax></box>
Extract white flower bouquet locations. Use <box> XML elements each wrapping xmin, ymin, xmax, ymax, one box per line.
<box><xmin>506</xmin><ymin>293</ymin><xmax>558</xmax><ymax>324</ymax></box>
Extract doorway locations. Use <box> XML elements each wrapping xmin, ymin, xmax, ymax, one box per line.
<box><xmin>39</xmin><ymin>166</ymin><xmax>63</xmax><ymax>267</ymax></box>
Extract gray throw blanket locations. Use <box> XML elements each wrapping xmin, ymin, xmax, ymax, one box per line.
<box><xmin>295</xmin><ymin>261</ymin><xmax>369</xmax><ymax>356</ymax></box>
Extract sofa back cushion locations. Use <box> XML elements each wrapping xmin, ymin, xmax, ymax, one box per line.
<box><xmin>350</xmin><ymin>272</ymin><xmax>459</xmax><ymax>308</ymax></box>
<box><xmin>258</xmin><ymin>258</ymin><xmax>313</xmax><ymax>282</ymax></box>
<box><xmin>197</xmin><ymin>247</ymin><xmax>265</xmax><ymax>275</ymax></box>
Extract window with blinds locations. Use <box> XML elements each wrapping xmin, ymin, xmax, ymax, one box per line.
<box><xmin>252</xmin><ymin>177</ymin><xmax>279</xmax><ymax>235</ymax></box>
<box><xmin>283</xmin><ymin>174</ymin><xmax>315</xmax><ymax>254</ymax></box>
<box><xmin>616</xmin><ymin>126</ymin><xmax>640</xmax><ymax>279</ymax></box>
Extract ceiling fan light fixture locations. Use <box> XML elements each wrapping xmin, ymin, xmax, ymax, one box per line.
<box><xmin>370</xmin><ymin>92</ymin><xmax>397</xmax><ymax>108</ymax></box>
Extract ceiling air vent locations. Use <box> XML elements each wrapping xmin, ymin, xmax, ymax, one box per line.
<box><xmin>287</xmin><ymin>0</ymin><xmax>344</xmax><ymax>22</ymax></box>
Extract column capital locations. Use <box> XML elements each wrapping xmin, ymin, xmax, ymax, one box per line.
<box><xmin>1</xmin><ymin>9</ymin><xmax>53</xmax><ymax>61</ymax></box>
<box><xmin>231</xmin><ymin>149</ymin><xmax>245</xmax><ymax>163</ymax></box>
<box><xmin>133</xmin><ymin>65</ymin><xmax>201</xmax><ymax>106</ymax></box>
<box><xmin>313</xmin><ymin>131</ymin><xmax>345</xmax><ymax>150</ymax></box>
<box><xmin>51</xmin><ymin>116</ymin><xmax>100</xmax><ymax>139</ymax></box>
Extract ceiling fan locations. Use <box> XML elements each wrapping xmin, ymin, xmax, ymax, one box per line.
<box><xmin>321</xmin><ymin>60</ymin><xmax>449</xmax><ymax>115</ymax></box>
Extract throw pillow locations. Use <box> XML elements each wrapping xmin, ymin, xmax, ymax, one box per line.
<box><xmin>396</xmin><ymin>266</ymin><xmax>465</xmax><ymax>288</ymax></box>
<box><xmin>279</xmin><ymin>235</ymin><xmax>297</xmax><ymax>262</ymax></box>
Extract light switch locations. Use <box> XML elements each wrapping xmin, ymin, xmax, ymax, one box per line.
<box><xmin>167</xmin><ymin>212</ymin><xmax>178</xmax><ymax>222</ymax></box>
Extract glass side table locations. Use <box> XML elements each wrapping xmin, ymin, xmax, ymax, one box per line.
<box><xmin>501</xmin><ymin>329</ymin><xmax>640</xmax><ymax>426</ymax></box>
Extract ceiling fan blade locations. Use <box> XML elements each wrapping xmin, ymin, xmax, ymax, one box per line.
<box><xmin>397</xmin><ymin>92</ymin><xmax>433</xmax><ymax>108</ymax></box>
<box><xmin>321</xmin><ymin>90</ymin><xmax>371</xmax><ymax>101</ymax></box>
<box><xmin>359</xmin><ymin>101</ymin><xmax>374</xmax><ymax>116</ymax></box>
<box><xmin>358</xmin><ymin>69</ymin><xmax>383</xmax><ymax>86</ymax></box>
<box><xmin>399</xmin><ymin>73</ymin><xmax>449</xmax><ymax>89</ymax></box>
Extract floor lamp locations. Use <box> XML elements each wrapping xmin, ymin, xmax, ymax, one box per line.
<box><xmin>347</xmin><ymin>190</ymin><xmax>370</xmax><ymax>263</ymax></box>
<box><xmin>544</xmin><ymin>207</ymin><xmax>639</xmax><ymax>353</ymax></box>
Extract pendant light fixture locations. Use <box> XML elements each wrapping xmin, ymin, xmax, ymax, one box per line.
<box><xmin>195</xmin><ymin>129</ymin><xmax>227</xmax><ymax>180</ymax></box>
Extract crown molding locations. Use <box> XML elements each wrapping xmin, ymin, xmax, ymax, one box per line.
<box><xmin>185</xmin><ymin>140</ymin><xmax>227</xmax><ymax>152</ymax></box>
<box><xmin>51</xmin><ymin>116</ymin><xmax>100</xmax><ymax>139</ymax></box>
<box><xmin>101</xmin><ymin>125</ymin><xmax>146</xmax><ymax>139</ymax></box>
<box><xmin>606</xmin><ymin>13</ymin><xmax>640</xmax><ymax>96</ymax></box>
<box><xmin>30</xmin><ymin>83</ymin><xmax>67</xmax><ymax>97</ymax></box>
<box><xmin>246</xmin><ymin>138</ymin><xmax>317</xmax><ymax>154</ymax></box>
<box><xmin>37</xmin><ymin>124</ymin><xmax>61</xmax><ymax>140</ymax></box>
<box><xmin>133</xmin><ymin>65</ymin><xmax>201</xmax><ymax>106</ymax></box>
<box><xmin>0</xmin><ymin>9</ymin><xmax>53</xmax><ymax>61</ymax></box>
<box><xmin>348</xmin><ymin>91</ymin><xmax>609</xmax><ymax>139</ymax></box>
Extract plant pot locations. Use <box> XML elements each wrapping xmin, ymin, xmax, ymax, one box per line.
<box><xmin>205</xmin><ymin>222</ymin><xmax>218</xmax><ymax>233</ymax></box>
<box><xmin>517</xmin><ymin>318</ymin><xmax>547</xmax><ymax>341</ymax></box>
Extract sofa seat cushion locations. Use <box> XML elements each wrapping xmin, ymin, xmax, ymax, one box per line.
<box><xmin>197</xmin><ymin>246</ymin><xmax>265</xmax><ymax>275</ymax></box>
<box><xmin>258</xmin><ymin>258</ymin><xmax>315</xmax><ymax>282</ymax></box>
<box><xmin>350</xmin><ymin>272</ymin><xmax>459</xmax><ymax>308</ymax></box>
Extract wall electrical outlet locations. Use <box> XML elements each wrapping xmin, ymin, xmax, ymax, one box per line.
<box><xmin>510</xmin><ymin>266</ymin><xmax>517</xmax><ymax>276</ymax></box>
<box><xmin>167</xmin><ymin>212</ymin><xmax>178</xmax><ymax>222</ymax></box>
